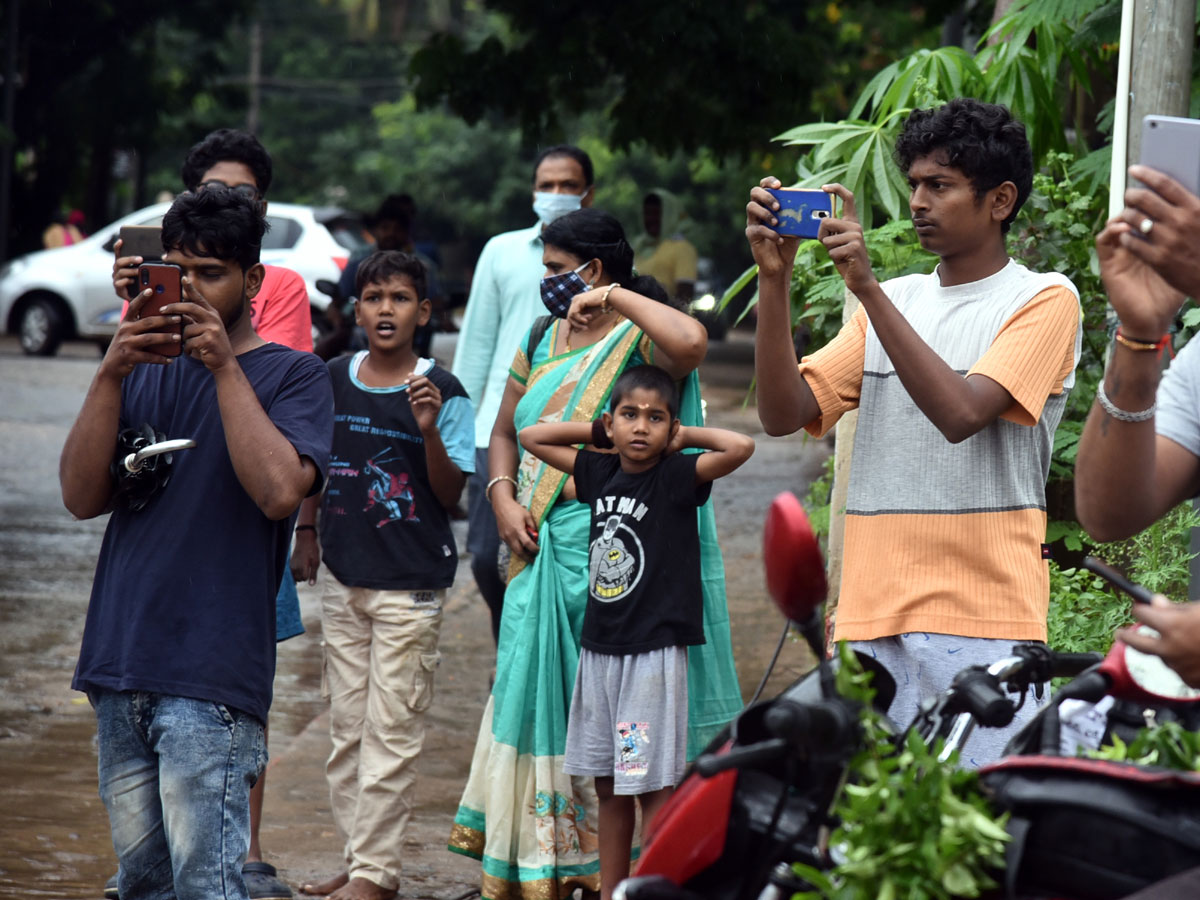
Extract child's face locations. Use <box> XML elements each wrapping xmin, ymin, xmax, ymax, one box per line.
<box><xmin>603</xmin><ymin>386</ymin><xmax>679</xmax><ymax>472</ymax></box>
<box><xmin>355</xmin><ymin>273</ymin><xmax>431</xmax><ymax>353</ymax></box>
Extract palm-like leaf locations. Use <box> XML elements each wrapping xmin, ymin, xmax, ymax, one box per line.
<box><xmin>774</xmin><ymin>118</ymin><xmax>909</xmax><ymax>229</ymax></box>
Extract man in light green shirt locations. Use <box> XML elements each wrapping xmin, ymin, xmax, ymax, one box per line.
<box><xmin>453</xmin><ymin>145</ymin><xmax>595</xmax><ymax>644</ymax></box>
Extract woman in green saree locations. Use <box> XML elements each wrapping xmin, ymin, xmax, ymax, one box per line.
<box><xmin>449</xmin><ymin>209</ymin><xmax>742</xmax><ymax>900</ymax></box>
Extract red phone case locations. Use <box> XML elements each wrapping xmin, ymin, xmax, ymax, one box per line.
<box><xmin>138</xmin><ymin>263</ymin><xmax>183</xmax><ymax>357</ymax></box>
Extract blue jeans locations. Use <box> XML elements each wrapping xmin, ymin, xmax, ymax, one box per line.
<box><xmin>91</xmin><ymin>689</ymin><xmax>267</xmax><ymax>900</ymax></box>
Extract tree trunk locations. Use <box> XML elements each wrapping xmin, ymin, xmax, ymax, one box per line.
<box><xmin>1126</xmin><ymin>0</ymin><xmax>1194</xmax><ymax>166</ymax></box>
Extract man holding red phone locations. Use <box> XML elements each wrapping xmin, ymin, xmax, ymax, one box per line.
<box><xmin>65</xmin><ymin>186</ymin><xmax>333</xmax><ymax>900</ymax></box>
<box><xmin>108</xmin><ymin>130</ymin><xmax>313</xmax><ymax>900</ymax></box>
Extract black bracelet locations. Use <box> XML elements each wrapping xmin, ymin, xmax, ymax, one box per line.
<box><xmin>295</xmin><ymin>524</ymin><xmax>316</xmax><ymax>532</ymax></box>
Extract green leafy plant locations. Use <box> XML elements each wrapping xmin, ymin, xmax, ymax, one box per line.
<box><xmin>1086</xmin><ymin>720</ymin><xmax>1200</xmax><ymax>771</ymax></box>
<box><xmin>1046</xmin><ymin>564</ymin><xmax>1133</xmax><ymax>656</ymax></box>
<box><xmin>1047</xmin><ymin>502</ymin><xmax>1200</xmax><ymax>657</ymax></box>
<box><xmin>792</xmin><ymin>646</ymin><xmax>1010</xmax><ymax>900</ymax></box>
<box><xmin>803</xmin><ymin>453</ymin><xmax>836</xmax><ymax>544</ymax></box>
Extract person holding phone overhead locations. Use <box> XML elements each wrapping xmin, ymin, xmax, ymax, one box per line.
<box><xmin>749</xmin><ymin>98</ymin><xmax>1083</xmax><ymax>766</ymax></box>
<box><xmin>1071</xmin><ymin>147</ymin><xmax>1200</xmax><ymax>900</ymax></box>
<box><xmin>1075</xmin><ymin>152</ymin><xmax>1200</xmax><ymax>682</ymax></box>
<box><xmin>63</xmin><ymin>186</ymin><xmax>333</xmax><ymax>900</ymax></box>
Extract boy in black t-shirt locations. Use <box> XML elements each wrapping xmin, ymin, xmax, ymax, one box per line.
<box><xmin>519</xmin><ymin>364</ymin><xmax>753</xmax><ymax>900</ymax></box>
<box><xmin>291</xmin><ymin>251</ymin><xmax>475</xmax><ymax>900</ymax></box>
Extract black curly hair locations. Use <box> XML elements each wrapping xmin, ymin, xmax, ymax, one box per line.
<box><xmin>894</xmin><ymin>98</ymin><xmax>1032</xmax><ymax>234</ymax></box>
<box><xmin>161</xmin><ymin>185</ymin><xmax>266</xmax><ymax>272</ymax></box>
<box><xmin>181</xmin><ymin>129</ymin><xmax>273</xmax><ymax>195</ymax></box>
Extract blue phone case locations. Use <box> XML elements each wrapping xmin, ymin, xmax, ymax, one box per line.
<box><xmin>766</xmin><ymin>188</ymin><xmax>833</xmax><ymax>238</ymax></box>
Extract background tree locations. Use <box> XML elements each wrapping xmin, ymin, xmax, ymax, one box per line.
<box><xmin>2</xmin><ymin>0</ymin><xmax>250</xmax><ymax>258</ymax></box>
<box><xmin>409</xmin><ymin>0</ymin><xmax>963</xmax><ymax>160</ymax></box>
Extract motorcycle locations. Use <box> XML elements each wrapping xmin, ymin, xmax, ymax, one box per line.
<box><xmin>618</xmin><ymin>493</ymin><xmax>1200</xmax><ymax>900</ymax></box>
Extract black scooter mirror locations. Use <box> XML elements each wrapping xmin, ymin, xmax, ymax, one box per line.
<box><xmin>762</xmin><ymin>491</ymin><xmax>827</xmax><ymax>658</ymax></box>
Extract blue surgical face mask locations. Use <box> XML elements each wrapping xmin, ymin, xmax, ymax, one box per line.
<box><xmin>540</xmin><ymin>260</ymin><xmax>593</xmax><ymax>318</ymax></box>
<box><xmin>533</xmin><ymin>191</ymin><xmax>584</xmax><ymax>226</ymax></box>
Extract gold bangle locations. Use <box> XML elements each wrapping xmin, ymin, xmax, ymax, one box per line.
<box><xmin>600</xmin><ymin>282</ymin><xmax>620</xmax><ymax>314</ymax></box>
<box><xmin>485</xmin><ymin>474</ymin><xmax>518</xmax><ymax>504</ymax></box>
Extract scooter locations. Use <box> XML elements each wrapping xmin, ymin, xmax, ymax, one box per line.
<box><xmin>618</xmin><ymin>493</ymin><xmax>1200</xmax><ymax>900</ymax></box>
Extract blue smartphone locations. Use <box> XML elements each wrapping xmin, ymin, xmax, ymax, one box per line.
<box><xmin>765</xmin><ymin>188</ymin><xmax>833</xmax><ymax>239</ymax></box>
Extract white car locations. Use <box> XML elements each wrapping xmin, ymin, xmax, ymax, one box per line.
<box><xmin>0</xmin><ymin>201</ymin><xmax>367</xmax><ymax>355</ymax></box>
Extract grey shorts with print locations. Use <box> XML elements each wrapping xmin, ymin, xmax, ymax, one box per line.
<box><xmin>563</xmin><ymin>646</ymin><xmax>688</xmax><ymax>795</ymax></box>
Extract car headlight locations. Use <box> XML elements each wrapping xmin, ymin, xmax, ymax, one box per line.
<box><xmin>691</xmin><ymin>293</ymin><xmax>717</xmax><ymax>312</ymax></box>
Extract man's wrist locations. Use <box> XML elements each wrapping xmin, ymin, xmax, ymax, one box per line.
<box><xmin>758</xmin><ymin>266</ymin><xmax>792</xmax><ymax>288</ymax></box>
<box><xmin>1115</xmin><ymin>314</ymin><xmax>1172</xmax><ymax>342</ymax></box>
<box><xmin>850</xmin><ymin>277</ymin><xmax>883</xmax><ymax>303</ymax></box>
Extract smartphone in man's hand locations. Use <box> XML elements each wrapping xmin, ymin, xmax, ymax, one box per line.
<box><xmin>765</xmin><ymin>188</ymin><xmax>834</xmax><ymax>239</ymax></box>
<box><xmin>1140</xmin><ymin>114</ymin><xmax>1200</xmax><ymax>197</ymax></box>
<box><xmin>118</xmin><ymin>225</ymin><xmax>164</xmax><ymax>263</ymax></box>
<box><xmin>137</xmin><ymin>263</ymin><xmax>182</xmax><ymax>357</ymax></box>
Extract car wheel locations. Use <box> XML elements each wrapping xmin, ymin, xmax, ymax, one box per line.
<box><xmin>18</xmin><ymin>294</ymin><xmax>67</xmax><ymax>356</ymax></box>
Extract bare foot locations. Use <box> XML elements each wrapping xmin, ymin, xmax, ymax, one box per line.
<box><xmin>326</xmin><ymin>876</ymin><xmax>397</xmax><ymax>900</ymax></box>
<box><xmin>298</xmin><ymin>872</ymin><xmax>349</xmax><ymax>896</ymax></box>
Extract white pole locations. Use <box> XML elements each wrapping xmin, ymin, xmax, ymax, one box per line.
<box><xmin>1109</xmin><ymin>0</ymin><xmax>1136</xmax><ymax>219</ymax></box>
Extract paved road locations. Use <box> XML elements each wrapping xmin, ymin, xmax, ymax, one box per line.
<box><xmin>0</xmin><ymin>331</ymin><xmax>827</xmax><ymax>898</ymax></box>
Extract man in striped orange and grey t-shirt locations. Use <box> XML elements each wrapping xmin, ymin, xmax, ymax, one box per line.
<box><xmin>747</xmin><ymin>98</ymin><xmax>1082</xmax><ymax>766</ymax></box>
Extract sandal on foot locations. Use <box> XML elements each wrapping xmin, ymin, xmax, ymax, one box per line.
<box><xmin>243</xmin><ymin>861</ymin><xmax>293</xmax><ymax>900</ymax></box>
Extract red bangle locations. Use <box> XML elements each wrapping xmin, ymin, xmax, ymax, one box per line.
<box><xmin>1115</xmin><ymin>328</ymin><xmax>1170</xmax><ymax>353</ymax></box>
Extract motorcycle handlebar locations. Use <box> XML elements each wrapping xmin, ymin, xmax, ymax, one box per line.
<box><xmin>951</xmin><ymin>667</ymin><xmax>1015</xmax><ymax>728</ymax></box>
<box><xmin>764</xmin><ymin>698</ymin><xmax>859</xmax><ymax>749</ymax></box>
<box><xmin>695</xmin><ymin>738</ymin><xmax>789</xmax><ymax>778</ymax></box>
<box><xmin>986</xmin><ymin>646</ymin><xmax>1103</xmax><ymax>687</ymax></box>
<box><xmin>694</xmin><ymin>698</ymin><xmax>862</xmax><ymax>779</ymax></box>
<box><xmin>1051</xmin><ymin>652</ymin><xmax>1104</xmax><ymax>678</ymax></box>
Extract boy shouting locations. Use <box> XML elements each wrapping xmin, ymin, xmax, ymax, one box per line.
<box><xmin>293</xmin><ymin>251</ymin><xmax>474</xmax><ymax>900</ymax></box>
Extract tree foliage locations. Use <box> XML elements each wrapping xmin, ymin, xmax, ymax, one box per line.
<box><xmin>5</xmin><ymin>0</ymin><xmax>250</xmax><ymax>257</ymax></box>
<box><xmin>410</xmin><ymin>0</ymin><xmax>961</xmax><ymax>159</ymax></box>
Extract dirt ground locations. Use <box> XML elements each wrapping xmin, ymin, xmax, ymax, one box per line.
<box><xmin>0</xmin><ymin>330</ymin><xmax>829</xmax><ymax>899</ymax></box>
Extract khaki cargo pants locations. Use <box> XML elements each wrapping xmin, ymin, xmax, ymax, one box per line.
<box><xmin>321</xmin><ymin>574</ymin><xmax>444</xmax><ymax>891</ymax></box>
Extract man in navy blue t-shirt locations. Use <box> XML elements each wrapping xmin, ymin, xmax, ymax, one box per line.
<box><xmin>61</xmin><ymin>187</ymin><xmax>333</xmax><ymax>900</ymax></box>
